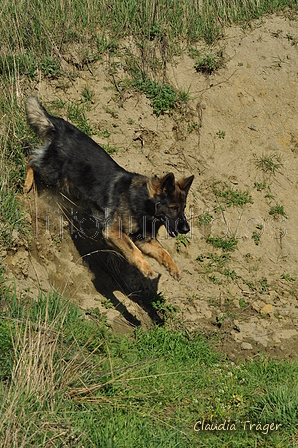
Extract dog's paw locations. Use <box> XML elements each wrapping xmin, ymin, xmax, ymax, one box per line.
<box><xmin>139</xmin><ymin>260</ymin><xmax>156</xmax><ymax>279</ymax></box>
<box><xmin>169</xmin><ymin>263</ymin><xmax>181</xmax><ymax>281</ymax></box>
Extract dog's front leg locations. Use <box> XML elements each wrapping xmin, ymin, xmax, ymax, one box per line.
<box><xmin>135</xmin><ymin>239</ymin><xmax>181</xmax><ymax>280</ymax></box>
<box><xmin>103</xmin><ymin>226</ymin><xmax>156</xmax><ymax>279</ymax></box>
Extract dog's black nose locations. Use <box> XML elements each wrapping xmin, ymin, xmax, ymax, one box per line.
<box><xmin>178</xmin><ymin>220</ymin><xmax>190</xmax><ymax>234</ymax></box>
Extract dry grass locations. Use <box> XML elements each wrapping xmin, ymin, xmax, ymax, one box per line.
<box><xmin>0</xmin><ymin>295</ymin><xmax>108</xmax><ymax>447</ymax></box>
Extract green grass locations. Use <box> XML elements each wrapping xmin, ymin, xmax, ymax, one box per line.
<box><xmin>194</xmin><ymin>49</ymin><xmax>224</xmax><ymax>74</ymax></box>
<box><xmin>176</xmin><ymin>233</ymin><xmax>191</xmax><ymax>252</ymax></box>
<box><xmin>281</xmin><ymin>273</ymin><xmax>296</xmax><ymax>282</ymax></box>
<box><xmin>0</xmin><ymin>54</ymin><xmax>62</xmax><ymax>80</ymax></box>
<box><xmin>1</xmin><ymin>0</ymin><xmax>297</xmax><ymax>59</ymax></box>
<box><xmin>254</xmin><ymin>152</ymin><xmax>283</xmax><ymax>176</ymax></box>
<box><xmin>1</xmin><ymin>279</ymin><xmax>298</xmax><ymax>446</ymax></box>
<box><xmin>0</xmin><ymin>184</ymin><xmax>28</xmax><ymax>247</ymax></box>
<box><xmin>133</xmin><ymin>79</ymin><xmax>178</xmax><ymax>115</ymax></box>
<box><xmin>252</xmin><ymin>224</ymin><xmax>263</xmax><ymax>246</ymax></box>
<box><xmin>67</xmin><ymin>102</ymin><xmax>93</xmax><ymax>135</ymax></box>
<box><xmin>199</xmin><ymin>211</ymin><xmax>214</xmax><ymax>226</ymax></box>
<box><xmin>213</xmin><ymin>182</ymin><xmax>254</xmax><ymax>208</ymax></box>
<box><xmin>0</xmin><ymin>53</ymin><xmax>38</xmax><ymax>80</ymax></box>
<box><xmin>0</xmin><ymin>91</ymin><xmax>33</xmax><ymax>247</ymax></box>
<box><xmin>269</xmin><ymin>204</ymin><xmax>287</xmax><ymax>218</ymax></box>
<box><xmin>206</xmin><ymin>235</ymin><xmax>238</xmax><ymax>252</ymax></box>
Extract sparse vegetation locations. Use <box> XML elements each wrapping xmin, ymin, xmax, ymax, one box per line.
<box><xmin>272</xmin><ymin>55</ymin><xmax>288</xmax><ymax>68</ymax></box>
<box><xmin>103</xmin><ymin>105</ymin><xmax>119</xmax><ymax>119</ymax></box>
<box><xmin>252</xmin><ymin>224</ymin><xmax>263</xmax><ymax>245</ymax></box>
<box><xmin>176</xmin><ymin>233</ymin><xmax>190</xmax><ymax>252</ymax></box>
<box><xmin>101</xmin><ymin>142</ymin><xmax>119</xmax><ymax>154</ymax></box>
<box><xmin>253</xmin><ymin>180</ymin><xmax>267</xmax><ymax>191</ymax></box>
<box><xmin>269</xmin><ymin>204</ymin><xmax>287</xmax><ymax>218</ymax></box>
<box><xmin>208</xmin><ymin>273</ymin><xmax>222</xmax><ymax>284</ymax></box>
<box><xmin>199</xmin><ymin>211</ymin><xmax>213</xmax><ymax>225</ymax></box>
<box><xmin>259</xmin><ymin>277</ymin><xmax>269</xmax><ymax>294</ymax></box>
<box><xmin>67</xmin><ymin>102</ymin><xmax>93</xmax><ymax>135</ymax></box>
<box><xmin>82</xmin><ymin>86</ymin><xmax>94</xmax><ymax>103</ymax></box>
<box><xmin>197</xmin><ymin>252</ymin><xmax>230</xmax><ymax>268</ymax></box>
<box><xmin>206</xmin><ymin>235</ymin><xmax>238</xmax><ymax>252</ymax></box>
<box><xmin>216</xmin><ymin>129</ymin><xmax>226</xmax><ymax>139</ymax></box>
<box><xmin>213</xmin><ymin>182</ymin><xmax>254</xmax><ymax>208</ymax></box>
<box><xmin>194</xmin><ymin>49</ymin><xmax>224</xmax><ymax>74</ymax></box>
<box><xmin>254</xmin><ymin>152</ymin><xmax>283</xmax><ymax>176</ymax></box>
<box><xmin>132</xmin><ymin>79</ymin><xmax>178</xmax><ymax>115</ymax></box>
<box><xmin>281</xmin><ymin>273</ymin><xmax>296</xmax><ymax>282</ymax></box>
<box><xmin>187</xmin><ymin>121</ymin><xmax>199</xmax><ymax>133</ymax></box>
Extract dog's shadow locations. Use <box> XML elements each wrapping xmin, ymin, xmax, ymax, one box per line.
<box><xmin>72</xmin><ymin>231</ymin><xmax>162</xmax><ymax>326</ymax></box>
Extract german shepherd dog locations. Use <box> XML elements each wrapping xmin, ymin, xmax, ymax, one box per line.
<box><xmin>24</xmin><ymin>96</ymin><xmax>194</xmax><ymax>280</ymax></box>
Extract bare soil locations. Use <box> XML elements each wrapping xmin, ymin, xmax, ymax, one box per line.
<box><xmin>4</xmin><ymin>14</ymin><xmax>298</xmax><ymax>360</ymax></box>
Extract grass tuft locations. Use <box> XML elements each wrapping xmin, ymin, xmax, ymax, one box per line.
<box><xmin>269</xmin><ymin>204</ymin><xmax>287</xmax><ymax>218</ymax></box>
<box><xmin>206</xmin><ymin>235</ymin><xmax>238</xmax><ymax>252</ymax></box>
<box><xmin>213</xmin><ymin>181</ymin><xmax>254</xmax><ymax>208</ymax></box>
<box><xmin>133</xmin><ymin>79</ymin><xmax>177</xmax><ymax>115</ymax></box>
<box><xmin>194</xmin><ymin>49</ymin><xmax>224</xmax><ymax>74</ymax></box>
<box><xmin>254</xmin><ymin>152</ymin><xmax>283</xmax><ymax>176</ymax></box>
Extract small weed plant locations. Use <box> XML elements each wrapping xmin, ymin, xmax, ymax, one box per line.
<box><xmin>269</xmin><ymin>204</ymin><xmax>287</xmax><ymax>219</ymax></box>
<box><xmin>206</xmin><ymin>235</ymin><xmax>238</xmax><ymax>252</ymax></box>
<box><xmin>194</xmin><ymin>49</ymin><xmax>224</xmax><ymax>74</ymax></box>
<box><xmin>216</xmin><ymin>130</ymin><xmax>226</xmax><ymax>139</ymax></box>
<box><xmin>40</xmin><ymin>56</ymin><xmax>62</xmax><ymax>78</ymax></box>
<box><xmin>281</xmin><ymin>273</ymin><xmax>296</xmax><ymax>282</ymax></box>
<box><xmin>213</xmin><ymin>181</ymin><xmax>253</xmax><ymax>208</ymax></box>
<box><xmin>150</xmin><ymin>291</ymin><xmax>179</xmax><ymax>321</ymax></box>
<box><xmin>254</xmin><ymin>152</ymin><xmax>283</xmax><ymax>176</ymax></box>
<box><xmin>176</xmin><ymin>233</ymin><xmax>190</xmax><ymax>252</ymax></box>
<box><xmin>133</xmin><ymin>79</ymin><xmax>177</xmax><ymax>115</ymax></box>
<box><xmin>67</xmin><ymin>102</ymin><xmax>93</xmax><ymax>135</ymax></box>
<box><xmin>252</xmin><ymin>224</ymin><xmax>263</xmax><ymax>245</ymax></box>
<box><xmin>199</xmin><ymin>211</ymin><xmax>213</xmax><ymax>225</ymax></box>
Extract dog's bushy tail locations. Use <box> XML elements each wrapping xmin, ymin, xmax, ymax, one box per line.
<box><xmin>26</xmin><ymin>96</ymin><xmax>54</xmax><ymax>140</ymax></box>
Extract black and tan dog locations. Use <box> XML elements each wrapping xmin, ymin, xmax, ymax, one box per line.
<box><xmin>24</xmin><ymin>96</ymin><xmax>194</xmax><ymax>280</ymax></box>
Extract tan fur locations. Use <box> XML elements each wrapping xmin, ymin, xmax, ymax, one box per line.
<box><xmin>104</xmin><ymin>222</ymin><xmax>156</xmax><ymax>279</ymax></box>
<box><xmin>135</xmin><ymin>239</ymin><xmax>180</xmax><ymax>280</ymax></box>
<box><xmin>24</xmin><ymin>155</ymin><xmax>35</xmax><ymax>192</ymax></box>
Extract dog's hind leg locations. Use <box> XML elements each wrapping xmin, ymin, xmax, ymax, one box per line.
<box><xmin>103</xmin><ymin>225</ymin><xmax>156</xmax><ymax>279</ymax></box>
<box><xmin>24</xmin><ymin>155</ymin><xmax>35</xmax><ymax>193</ymax></box>
<box><xmin>135</xmin><ymin>239</ymin><xmax>181</xmax><ymax>280</ymax></box>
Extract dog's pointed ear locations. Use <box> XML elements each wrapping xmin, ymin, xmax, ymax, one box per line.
<box><xmin>177</xmin><ymin>175</ymin><xmax>194</xmax><ymax>195</ymax></box>
<box><xmin>160</xmin><ymin>173</ymin><xmax>175</xmax><ymax>195</ymax></box>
